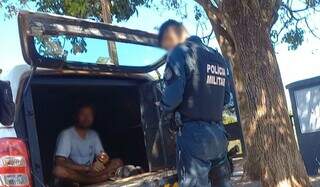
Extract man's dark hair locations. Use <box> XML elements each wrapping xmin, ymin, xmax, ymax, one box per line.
<box><xmin>74</xmin><ymin>103</ymin><xmax>95</xmax><ymax>116</ymax></box>
<box><xmin>158</xmin><ymin>19</ymin><xmax>186</xmax><ymax>45</ymax></box>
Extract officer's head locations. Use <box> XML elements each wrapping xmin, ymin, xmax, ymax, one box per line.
<box><xmin>74</xmin><ymin>103</ymin><xmax>95</xmax><ymax>129</ymax></box>
<box><xmin>158</xmin><ymin>20</ymin><xmax>189</xmax><ymax>50</ymax></box>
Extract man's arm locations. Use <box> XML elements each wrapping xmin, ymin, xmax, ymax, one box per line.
<box><xmin>92</xmin><ymin>132</ymin><xmax>109</xmax><ymax>172</ymax></box>
<box><xmin>55</xmin><ymin>156</ymin><xmax>90</xmax><ymax>173</ymax></box>
<box><xmin>93</xmin><ymin>131</ymin><xmax>106</xmax><ymax>157</ymax></box>
<box><xmin>53</xmin><ymin>162</ymin><xmax>110</xmax><ymax>185</ymax></box>
<box><xmin>160</xmin><ymin>47</ymin><xmax>188</xmax><ymax>112</ymax></box>
<box><xmin>54</xmin><ymin>131</ymin><xmax>89</xmax><ymax>173</ymax></box>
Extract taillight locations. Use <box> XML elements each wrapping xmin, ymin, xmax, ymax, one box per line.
<box><xmin>0</xmin><ymin>138</ymin><xmax>32</xmax><ymax>187</ymax></box>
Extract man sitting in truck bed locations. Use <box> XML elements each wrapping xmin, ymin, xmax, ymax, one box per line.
<box><xmin>52</xmin><ymin>103</ymin><xmax>123</xmax><ymax>186</ymax></box>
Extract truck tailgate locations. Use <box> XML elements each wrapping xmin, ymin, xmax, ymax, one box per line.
<box><xmin>85</xmin><ymin>170</ymin><xmax>177</xmax><ymax>187</ymax></box>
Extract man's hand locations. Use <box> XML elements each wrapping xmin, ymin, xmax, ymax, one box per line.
<box><xmin>97</xmin><ymin>152</ymin><xmax>110</xmax><ymax>165</ymax></box>
<box><xmin>91</xmin><ymin>160</ymin><xmax>105</xmax><ymax>173</ymax></box>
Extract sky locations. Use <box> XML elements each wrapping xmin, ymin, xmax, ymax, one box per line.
<box><xmin>0</xmin><ymin>2</ymin><xmax>320</xmax><ymax>110</ymax></box>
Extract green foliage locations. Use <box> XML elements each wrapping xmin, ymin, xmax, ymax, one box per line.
<box><xmin>1</xmin><ymin>0</ymin><xmax>149</xmax><ymax>58</ymax></box>
<box><xmin>30</xmin><ymin>0</ymin><xmax>148</xmax><ymax>22</ymax></box>
<box><xmin>155</xmin><ymin>0</ymin><xmax>320</xmax><ymax>50</ymax></box>
<box><xmin>69</xmin><ymin>37</ymin><xmax>87</xmax><ymax>55</ymax></box>
<box><xmin>222</xmin><ymin>112</ymin><xmax>237</xmax><ymax>125</ymax></box>
<box><xmin>194</xmin><ymin>5</ymin><xmax>202</xmax><ymax>21</ymax></box>
<box><xmin>35</xmin><ymin>35</ymin><xmax>68</xmax><ymax>60</ymax></box>
<box><xmin>281</xmin><ymin>28</ymin><xmax>305</xmax><ymax>50</ymax></box>
<box><xmin>111</xmin><ymin>0</ymin><xmax>147</xmax><ymax>22</ymax></box>
<box><xmin>35</xmin><ymin>35</ymin><xmax>87</xmax><ymax>60</ymax></box>
<box><xmin>270</xmin><ymin>0</ymin><xmax>320</xmax><ymax>50</ymax></box>
<box><xmin>161</xmin><ymin>0</ymin><xmax>181</xmax><ymax>9</ymax></box>
<box><xmin>1</xmin><ymin>0</ymin><xmax>152</xmax><ymax>22</ymax></box>
<box><xmin>305</xmin><ymin>0</ymin><xmax>320</xmax><ymax>7</ymax></box>
<box><xmin>0</xmin><ymin>0</ymin><xmax>28</xmax><ymax>19</ymax></box>
<box><xmin>2</xmin><ymin>0</ymin><xmax>320</xmax><ymax>52</ymax></box>
<box><xmin>222</xmin><ymin>95</ymin><xmax>238</xmax><ymax>125</ymax></box>
<box><xmin>96</xmin><ymin>56</ymin><xmax>110</xmax><ymax>64</ymax></box>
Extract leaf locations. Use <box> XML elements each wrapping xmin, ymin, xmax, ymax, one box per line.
<box><xmin>96</xmin><ymin>56</ymin><xmax>110</xmax><ymax>64</ymax></box>
<box><xmin>281</xmin><ymin>28</ymin><xmax>305</xmax><ymax>50</ymax></box>
<box><xmin>194</xmin><ymin>5</ymin><xmax>202</xmax><ymax>21</ymax></box>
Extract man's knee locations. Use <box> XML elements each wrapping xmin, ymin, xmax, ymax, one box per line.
<box><xmin>110</xmin><ymin>158</ymin><xmax>123</xmax><ymax>167</ymax></box>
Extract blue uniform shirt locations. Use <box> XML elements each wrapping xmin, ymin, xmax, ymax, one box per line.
<box><xmin>160</xmin><ymin>36</ymin><xmax>232</xmax><ymax>121</ymax></box>
<box><xmin>160</xmin><ymin>44</ymin><xmax>189</xmax><ymax>112</ymax></box>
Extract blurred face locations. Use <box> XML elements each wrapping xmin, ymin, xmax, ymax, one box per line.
<box><xmin>76</xmin><ymin>106</ymin><xmax>94</xmax><ymax>129</ymax></box>
<box><xmin>161</xmin><ymin>27</ymin><xmax>188</xmax><ymax>50</ymax></box>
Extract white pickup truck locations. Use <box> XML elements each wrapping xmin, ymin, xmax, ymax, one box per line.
<box><xmin>0</xmin><ymin>11</ymin><xmax>243</xmax><ymax>187</ymax></box>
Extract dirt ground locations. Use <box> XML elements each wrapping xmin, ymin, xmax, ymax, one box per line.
<box><xmin>231</xmin><ymin>158</ymin><xmax>320</xmax><ymax>187</ymax></box>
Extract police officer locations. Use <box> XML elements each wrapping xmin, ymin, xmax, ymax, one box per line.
<box><xmin>158</xmin><ymin>20</ymin><xmax>233</xmax><ymax>187</ymax></box>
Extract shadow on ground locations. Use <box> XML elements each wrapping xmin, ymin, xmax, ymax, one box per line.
<box><xmin>231</xmin><ymin>159</ymin><xmax>320</xmax><ymax>187</ymax></box>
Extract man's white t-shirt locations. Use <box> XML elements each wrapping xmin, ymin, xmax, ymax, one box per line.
<box><xmin>55</xmin><ymin>127</ymin><xmax>104</xmax><ymax>165</ymax></box>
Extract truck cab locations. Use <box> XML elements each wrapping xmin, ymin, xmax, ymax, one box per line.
<box><xmin>0</xmin><ymin>11</ymin><xmax>243</xmax><ymax>187</ymax></box>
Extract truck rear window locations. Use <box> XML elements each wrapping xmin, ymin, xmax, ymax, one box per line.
<box><xmin>34</xmin><ymin>34</ymin><xmax>165</xmax><ymax>67</ymax></box>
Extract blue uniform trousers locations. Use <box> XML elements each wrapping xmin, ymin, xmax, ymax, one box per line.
<box><xmin>176</xmin><ymin>121</ymin><xmax>229</xmax><ymax>187</ymax></box>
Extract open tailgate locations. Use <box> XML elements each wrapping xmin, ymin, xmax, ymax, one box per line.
<box><xmin>18</xmin><ymin>11</ymin><xmax>165</xmax><ymax>73</ymax></box>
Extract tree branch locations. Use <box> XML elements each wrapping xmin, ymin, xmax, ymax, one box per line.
<box><xmin>281</xmin><ymin>2</ymin><xmax>300</xmax><ymax>21</ymax></box>
<box><xmin>194</xmin><ymin>0</ymin><xmax>221</xmax><ymax>19</ymax></box>
<box><xmin>202</xmin><ymin>28</ymin><xmax>214</xmax><ymax>44</ymax></box>
<box><xmin>100</xmin><ymin>0</ymin><xmax>119</xmax><ymax>65</ymax></box>
<box><xmin>211</xmin><ymin>0</ymin><xmax>219</xmax><ymax>7</ymax></box>
<box><xmin>278</xmin><ymin>1</ymin><xmax>320</xmax><ymax>42</ymax></box>
<box><xmin>195</xmin><ymin>0</ymin><xmax>236</xmax><ymax>53</ymax></box>
<box><xmin>273</xmin><ymin>16</ymin><xmax>293</xmax><ymax>43</ymax></box>
<box><xmin>269</xmin><ymin>0</ymin><xmax>282</xmax><ymax>28</ymax></box>
<box><xmin>304</xmin><ymin>18</ymin><xmax>320</xmax><ymax>40</ymax></box>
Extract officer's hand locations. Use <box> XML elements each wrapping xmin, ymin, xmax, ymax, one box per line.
<box><xmin>160</xmin><ymin>112</ymin><xmax>172</xmax><ymax>125</ymax></box>
<box><xmin>160</xmin><ymin>112</ymin><xmax>177</xmax><ymax>133</ymax></box>
<box><xmin>92</xmin><ymin>160</ymin><xmax>105</xmax><ymax>173</ymax></box>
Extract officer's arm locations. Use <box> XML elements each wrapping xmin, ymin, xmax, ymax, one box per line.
<box><xmin>160</xmin><ymin>49</ymin><xmax>187</xmax><ymax>112</ymax></box>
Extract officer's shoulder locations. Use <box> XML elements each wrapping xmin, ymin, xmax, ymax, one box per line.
<box><xmin>170</xmin><ymin>44</ymin><xmax>189</xmax><ymax>57</ymax></box>
<box><xmin>208</xmin><ymin>47</ymin><xmax>228</xmax><ymax>64</ymax></box>
<box><xmin>207</xmin><ymin>46</ymin><xmax>221</xmax><ymax>56</ymax></box>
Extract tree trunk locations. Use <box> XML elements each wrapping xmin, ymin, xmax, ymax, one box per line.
<box><xmin>201</xmin><ymin>1</ymin><xmax>311</xmax><ymax>186</ymax></box>
<box><xmin>100</xmin><ymin>0</ymin><xmax>119</xmax><ymax>65</ymax></box>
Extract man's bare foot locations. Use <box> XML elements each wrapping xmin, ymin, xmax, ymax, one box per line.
<box><xmin>105</xmin><ymin>159</ymin><xmax>124</xmax><ymax>177</ymax></box>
